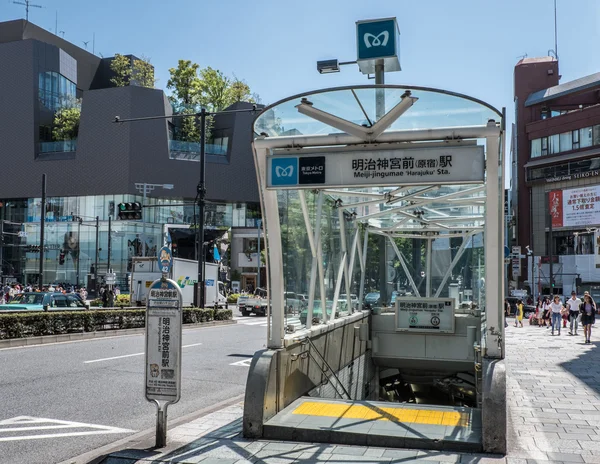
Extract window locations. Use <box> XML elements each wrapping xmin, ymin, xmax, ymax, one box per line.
<box><xmin>541</xmin><ymin>137</ymin><xmax>548</xmax><ymax>156</ymax></box>
<box><xmin>572</xmin><ymin>129</ymin><xmax>580</xmax><ymax>150</ymax></box>
<box><xmin>52</xmin><ymin>295</ymin><xmax>68</xmax><ymax>308</ymax></box>
<box><xmin>559</xmin><ymin>132</ymin><xmax>572</xmax><ymax>152</ymax></box>
<box><xmin>38</xmin><ymin>71</ymin><xmax>77</xmax><ymax>111</ymax></box>
<box><xmin>549</xmin><ymin>134</ymin><xmax>560</xmax><ymax>154</ymax></box>
<box><xmin>594</xmin><ymin>125</ymin><xmax>600</xmax><ymax>146</ymax></box>
<box><xmin>581</xmin><ymin>127</ymin><xmax>593</xmax><ymax>148</ymax></box>
<box><xmin>531</xmin><ymin>138</ymin><xmax>541</xmax><ymax>158</ymax></box>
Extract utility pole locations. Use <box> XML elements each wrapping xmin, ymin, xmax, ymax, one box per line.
<box><xmin>39</xmin><ymin>174</ymin><xmax>46</xmax><ymax>287</ymax></box>
<box><xmin>76</xmin><ymin>217</ymin><xmax>82</xmax><ymax>287</ymax></box>
<box><xmin>549</xmin><ymin>213</ymin><xmax>554</xmax><ymax>295</ymax></box>
<box><xmin>107</xmin><ymin>215</ymin><xmax>112</xmax><ymax>273</ymax></box>
<box><xmin>257</xmin><ymin>219</ymin><xmax>262</xmax><ymax>289</ymax></box>
<box><xmin>95</xmin><ymin>215</ymin><xmax>99</xmax><ymax>296</ymax></box>
<box><xmin>197</xmin><ymin>108</ymin><xmax>207</xmax><ymax>308</ymax></box>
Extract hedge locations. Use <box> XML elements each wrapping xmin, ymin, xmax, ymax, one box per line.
<box><xmin>227</xmin><ymin>293</ymin><xmax>242</xmax><ymax>304</ymax></box>
<box><xmin>0</xmin><ymin>308</ymin><xmax>233</xmax><ymax>340</ymax></box>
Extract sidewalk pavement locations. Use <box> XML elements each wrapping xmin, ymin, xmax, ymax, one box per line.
<box><xmin>83</xmin><ymin>318</ymin><xmax>599</xmax><ymax>464</ymax></box>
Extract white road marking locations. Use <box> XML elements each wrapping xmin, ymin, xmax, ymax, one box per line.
<box><xmin>84</xmin><ymin>342</ymin><xmax>203</xmax><ymax>364</ymax></box>
<box><xmin>230</xmin><ymin>358</ymin><xmax>252</xmax><ymax>367</ymax></box>
<box><xmin>0</xmin><ymin>416</ymin><xmax>134</xmax><ymax>442</ymax></box>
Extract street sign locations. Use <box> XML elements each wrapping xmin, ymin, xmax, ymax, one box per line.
<box><xmin>158</xmin><ymin>246</ymin><xmax>173</xmax><ymax>274</ymax></box>
<box><xmin>504</xmin><ymin>246</ymin><xmax>510</xmax><ymax>258</ymax></box>
<box><xmin>105</xmin><ymin>272</ymin><xmax>117</xmax><ymax>285</ymax></box>
<box><xmin>512</xmin><ymin>246</ymin><xmax>521</xmax><ymax>255</ymax></box>
<box><xmin>145</xmin><ymin>278</ymin><xmax>183</xmax><ymax>447</ymax></box>
<box><xmin>267</xmin><ymin>145</ymin><xmax>485</xmax><ymax>189</ymax></box>
<box><xmin>504</xmin><ymin>258</ymin><xmax>511</xmax><ymax>264</ymax></box>
<box><xmin>17</xmin><ymin>231</ymin><xmax>27</xmax><ymax>238</ymax></box>
<box><xmin>356</xmin><ymin>17</ymin><xmax>401</xmax><ymax>74</ymax></box>
<box><xmin>395</xmin><ymin>297</ymin><xmax>455</xmax><ymax>334</ymax></box>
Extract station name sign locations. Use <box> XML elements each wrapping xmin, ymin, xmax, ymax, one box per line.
<box><xmin>267</xmin><ymin>145</ymin><xmax>485</xmax><ymax>189</ymax></box>
<box><xmin>395</xmin><ymin>297</ymin><xmax>455</xmax><ymax>334</ymax></box>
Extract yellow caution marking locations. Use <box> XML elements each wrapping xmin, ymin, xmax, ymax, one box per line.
<box><xmin>292</xmin><ymin>402</ymin><xmax>470</xmax><ymax>427</ymax></box>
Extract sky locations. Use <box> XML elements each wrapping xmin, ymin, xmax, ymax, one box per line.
<box><xmin>2</xmin><ymin>0</ymin><xmax>600</xmax><ymax>160</ymax></box>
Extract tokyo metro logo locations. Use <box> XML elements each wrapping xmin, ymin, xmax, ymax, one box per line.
<box><xmin>363</xmin><ymin>31</ymin><xmax>389</xmax><ymax>49</ymax></box>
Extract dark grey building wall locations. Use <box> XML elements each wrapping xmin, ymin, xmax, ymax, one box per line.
<box><xmin>0</xmin><ymin>20</ymin><xmax>101</xmax><ymax>90</ymax></box>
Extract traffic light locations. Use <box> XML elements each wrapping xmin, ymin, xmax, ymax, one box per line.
<box><xmin>117</xmin><ymin>202</ymin><xmax>142</xmax><ymax>220</ymax></box>
<box><xmin>59</xmin><ymin>250</ymin><xmax>65</xmax><ymax>265</ymax></box>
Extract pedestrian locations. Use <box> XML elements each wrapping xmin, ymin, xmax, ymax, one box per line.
<box><xmin>504</xmin><ymin>298</ymin><xmax>511</xmax><ymax>328</ymax></box>
<box><xmin>515</xmin><ymin>299</ymin><xmax>524</xmax><ymax>327</ymax></box>
<box><xmin>550</xmin><ymin>295</ymin><xmax>564</xmax><ymax>335</ymax></box>
<box><xmin>566</xmin><ymin>291</ymin><xmax>582</xmax><ymax>336</ymax></box>
<box><xmin>580</xmin><ymin>293</ymin><xmax>596</xmax><ymax>344</ymax></box>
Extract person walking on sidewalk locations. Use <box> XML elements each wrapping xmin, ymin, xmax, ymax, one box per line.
<box><xmin>566</xmin><ymin>291</ymin><xmax>582</xmax><ymax>336</ymax></box>
<box><xmin>550</xmin><ymin>295</ymin><xmax>564</xmax><ymax>335</ymax></box>
<box><xmin>515</xmin><ymin>299</ymin><xmax>524</xmax><ymax>327</ymax></box>
<box><xmin>580</xmin><ymin>293</ymin><xmax>596</xmax><ymax>344</ymax></box>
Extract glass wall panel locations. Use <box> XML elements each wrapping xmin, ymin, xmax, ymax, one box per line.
<box><xmin>549</xmin><ymin>134</ymin><xmax>560</xmax><ymax>154</ymax></box>
<box><xmin>531</xmin><ymin>138</ymin><xmax>541</xmax><ymax>158</ymax></box>
<box><xmin>559</xmin><ymin>132</ymin><xmax>572</xmax><ymax>152</ymax></box>
<box><xmin>581</xmin><ymin>127</ymin><xmax>593</xmax><ymax>148</ymax></box>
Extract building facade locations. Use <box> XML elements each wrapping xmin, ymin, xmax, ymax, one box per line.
<box><xmin>0</xmin><ymin>20</ymin><xmax>264</xmax><ymax>292</ymax></box>
<box><xmin>512</xmin><ymin>57</ymin><xmax>600</xmax><ymax>300</ymax></box>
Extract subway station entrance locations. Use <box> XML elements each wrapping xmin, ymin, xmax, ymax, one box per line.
<box><xmin>244</xmin><ymin>85</ymin><xmax>506</xmax><ymax>453</ymax></box>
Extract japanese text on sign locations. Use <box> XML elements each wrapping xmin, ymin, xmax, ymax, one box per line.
<box><xmin>395</xmin><ymin>298</ymin><xmax>455</xmax><ymax>333</ymax></box>
<box><xmin>550</xmin><ymin>185</ymin><xmax>600</xmax><ymax>228</ymax></box>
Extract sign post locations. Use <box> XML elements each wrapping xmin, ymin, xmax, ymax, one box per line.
<box><xmin>145</xmin><ymin>246</ymin><xmax>182</xmax><ymax>448</ymax></box>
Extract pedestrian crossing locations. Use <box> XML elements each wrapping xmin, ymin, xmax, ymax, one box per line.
<box><xmin>235</xmin><ymin>315</ymin><xmax>303</xmax><ymax>330</ymax></box>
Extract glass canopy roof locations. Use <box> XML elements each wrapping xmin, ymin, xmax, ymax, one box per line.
<box><xmin>254</xmin><ymin>85</ymin><xmax>502</xmax><ymax>138</ymax></box>
<box><xmin>253</xmin><ymin>85</ymin><xmax>502</xmax><ymax>234</ymax></box>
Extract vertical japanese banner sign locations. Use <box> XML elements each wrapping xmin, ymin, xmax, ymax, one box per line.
<box><xmin>549</xmin><ymin>190</ymin><xmax>563</xmax><ymax>228</ymax></box>
<box><xmin>145</xmin><ymin>279</ymin><xmax>182</xmax><ymax>404</ymax></box>
<box><xmin>595</xmin><ymin>229</ymin><xmax>600</xmax><ymax>269</ymax></box>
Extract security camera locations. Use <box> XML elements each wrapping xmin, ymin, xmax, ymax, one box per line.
<box><xmin>114</xmin><ymin>116</ymin><xmax>120</xmax><ymax>123</ymax></box>
<box><xmin>252</xmin><ymin>104</ymin><xmax>257</xmax><ymax>111</ymax></box>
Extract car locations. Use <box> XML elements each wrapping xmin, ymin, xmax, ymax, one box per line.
<box><xmin>389</xmin><ymin>290</ymin><xmax>402</xmax><ymax>306</ymax></box>
<box><xmin>340</xmin><ymin>294</ymin><xmax>359</xmax><ymax>310</ymax></box>
<box><xmin>2</xmin><ymin>292</ymin><xmax>88</xmax><ymax>311</ymax></box>
<box><xmin>300</xmin><ymin>300</ymin><xmax>337</xmax><ymax>325</ymax></box>
<box><xmin>364</xmin><ymin>292</ymin><xmax>381</xmax><ymax>308</ymax></box>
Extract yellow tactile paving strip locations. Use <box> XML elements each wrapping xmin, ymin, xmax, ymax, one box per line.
<box><xmin>292</xmin><ymin>401</ymin><xmax>470</xmax><ymax>427</ymax></box>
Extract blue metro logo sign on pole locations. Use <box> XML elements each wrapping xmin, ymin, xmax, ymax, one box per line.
<box><xmin>356</xmin><ymin>17</ymin><xmax>401</xmax><ymax>74</ymax></box>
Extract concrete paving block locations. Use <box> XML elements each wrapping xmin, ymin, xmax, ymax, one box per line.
<box><xmin>296</xmin><ymin>452</ymin><xmax>333</xmax><ymax>461</ymax></box>
<box><xmin>582</xmin><ymin>456</ymin><xmax>600</xmax><ymax>464</ymax></box>
<box><xmin>545</xmin><ymin>453</ymin><xmax>585</xmax><ymax>462</ymax></box>
<box><xmin>581</xmin><ymin>443</ymin><xmax>600</xmax><ymax>451</ymax></box>
<box><xmin>330</xmin><ymin>446</ymin><xmax>368</xmax><ymax>456</ymax></box>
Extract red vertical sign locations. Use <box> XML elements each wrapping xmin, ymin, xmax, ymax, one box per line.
<box><xmin>549</xmin><ymin>190</ymin><xmax>563</xmax><ymax>228</ymax></box>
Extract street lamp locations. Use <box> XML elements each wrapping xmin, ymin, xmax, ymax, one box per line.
<box><xmin>134</xmin><ymin>183</ymin><xmax>175</xmax><ymax>257</ymax></box>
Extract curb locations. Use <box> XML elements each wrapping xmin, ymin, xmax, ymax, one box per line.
<box><xmin>58</xmin><ymin>394</ymin><xmax>246</xmax><ymax>464</ymax></box>
<box><xmin>0</xmin><ymin>319</ymin><xmax>236</xmax><ymax>349</ymax></box>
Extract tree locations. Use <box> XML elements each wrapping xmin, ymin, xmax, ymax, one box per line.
<box><xmin>52</xmin><ymin>105</ymin><xmax>81</xmax><ymax>140</ymax></box>
<box><xmin>110</xmin><ymin>54</ymin><xmax>132</xmax><ymax>87</ymax></box>
<box><xmin>132</xmin><ymin>56</ymin><xmax>156</xmax><ymax>88</ymax></box>
<box><xmin>167</xmin><ymin>60</ymin><xmax>201</xmax><ymax>110</ymax></box>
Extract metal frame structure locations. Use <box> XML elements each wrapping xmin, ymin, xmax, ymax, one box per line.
<box><xmin>252</xmin><ymin>85</ymin><xmax>504</xmax><ymax>359</ymax></box>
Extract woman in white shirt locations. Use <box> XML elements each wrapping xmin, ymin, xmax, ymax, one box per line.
<box><xmin>550</xmin><ymin>295</ymin><xmax>564</xmax><ymax>335</ymax></box>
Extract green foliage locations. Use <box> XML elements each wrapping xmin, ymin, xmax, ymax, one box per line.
<box><xmin>227</xmin><ymin>293</ymin><xmax>241</xmax><ymax>304</ymax></box>
<box><xmin>167</xmin><ymin>60</ymin><xmax>200</xmax><ymax>109</ymax></box>
<box><xmin>110</xmin><ymin>54</ymin><xmax>132</xmax><ymax>87</ymax></box>
<box><xmin>52</xmin><ymin>104</ymin><xmax>81</xmax><ymax>141</ymax></box>
<box><xmin>111</xmin><ymin>54</ymin><xmax>154</xmax><ymax>88</ymax></box>
<box><xmin>132</xmin><ymin>56</ymin><xmax>156</xmax><ymax>88</ymax></box>
<box><xmin>0</xmin><ymin>308</ymin><xmax>232</xmax><ymax>340</ymax></box>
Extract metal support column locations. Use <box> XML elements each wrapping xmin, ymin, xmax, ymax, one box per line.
<box><xmin>549</xmin><ymin>213</ymin><xmax>554</xmax><ymax>294</ymax></box>
<box><xmin>425</xmin><ymin>237</ymin><xmax>433</xmax><ymax>297</ymax></box>
<box><xmin>375</xmin><ymin>59</ymin><xmax>385</xmax><ymax>121</ymax></box>
<box><xmin>107</xmin><ymin>215</ymin><xmax>112</xmax><ymax>273</ymax></box>
<box><xmin>358</xmin><ymin>228</ymin><xmax>369</xmax><ymax>311</ymax></box>
<box><xmin>76</xmin><ymin>218</ymin><xmax>81</xmax><ymax>287</ymax></box>
<box><xmin>307</xmin><ymin>192</ymin><xmax>324</xmax><ymax>328</ymax></box>
<box><xmin>142</xmin><ymin>184</ymin><xmax>147</xmax><ymax>257</ymax></box>
<box><xmin>39</xmin><ymin>174</ymin><xmax>46</xmax><ymax>287</ymax></box>
<box><xmin>94</xmin><ymin>216</ymin><xmax>99</xmax><ymax>295</ymax></box>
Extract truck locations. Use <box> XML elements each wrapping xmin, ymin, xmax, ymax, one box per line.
<box><xmin>238</xmin><ymin>287</ymin><xmax>268</xmax><ymax>317</ymax></box>
<box><xmin>130</xmin><ymin>257</ymin><xmax>227</xmax><ymax>308</ymax></box>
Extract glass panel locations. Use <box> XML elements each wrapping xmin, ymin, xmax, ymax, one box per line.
<box><xmin>541</xmin><ymin>137</ymin><xmax>548</xmax><ymax>155</ymax></box>
<box><xmin>254</xmin><ymin>86</ymin><xmax>501</xmax><ymax>137</ymax></box>
<box><xmin>593</xmin><ymin>125</ymin><xmax>600</xmax><ymax>146</ymax></box>
<box><xmin>549</xmin><ymin>134</ymin><xmax>560</xmax><ymax>154</ymax></box>
<box><xmin>559</xmin><ymin>132</ymin><xmax>572</xmax><ymax>152</ymax></box>
<box><xmin>581</xmin><ymin>127</ymin><xmax>593</xmax><ymax>148</ymax></box>
<box><xmin>531</xmin><ymin>138</ymin><xmax>541</xmax><ymax>158</ymax></box>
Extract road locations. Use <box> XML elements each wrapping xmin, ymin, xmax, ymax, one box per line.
<box><xmin>0</xmin><ymin>310</ymin><xmax>268</xmax><ymax>464</ymax></box>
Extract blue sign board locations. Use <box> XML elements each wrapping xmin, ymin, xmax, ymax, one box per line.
<box><xmin>505</xmin><ymin>246</ymin><xmax>510</xmax><ymax>258</ymax></box>
<box><xmin>270</xmin><ymin>157</ymin><xmax>298</xmax><ymax>186</ymax></box>
<box><xmin>356</xmin><ymin>17</ymin><xmax>401</xmax><ymax>74</ymax></box>
<box><xmin>158</xmin><ymin>246</ymin><xmax>173</xmax><ymax>274</ymax></box>
<box><xmin>206</xmin><ymin>279</ymin><xmax>215</xmax><ymax>287</ymax></box>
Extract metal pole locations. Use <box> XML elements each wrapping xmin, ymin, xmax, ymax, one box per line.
<box><xmin>257</xmin><ymin>219</ymin><xmax>261</xmax><ymax>289</ymax></box>
<box><xmin>197</xmin><ymin>108</ymin><xmax>207</xmax><ymax>308</ymax></box>
<box><xmin>0</xmin><ymin>220</ymin><xmax>4</xmax><ymax>285</ymax></box>
<box><xmin>155</xmin><ymin>403</ymin><xmax>168</xmax><ymax>448</ymax></box>
<box><xmin>95</xmin><ymin>216</ymin><xmax>99</xmax><ymax>296</ymax></box>
<box><xmin>142</xmin><ymin>183</ymin><xmax>147</xmax><ymax>257</ymax></box>
<box><xmin>426</xmin><ymin>237</ymin><xmax>433</xmax><ymax>297</ymax></box>
<box><xmin>375</xmin><ymin>59</ymin><xmax>385</xmax><ymax>121</ymax></box>
<box><xmin>107</xmin><ymin>215</ymin><xmax>112</xmax><ymax>274</ymax></box>
<box><xmin>39</xmin><ymin>173</ymin><xmax>46</xmax><ymax>288</ymax></box>
<box><xmin>76</xmin><ymin>218</ymin><xmax>81</xmax><ymax>287</ymax></box>
<box><xmin>549</xmin><ymin>213</ymin><xmax>554</xmax><ymax>294</ymax></box>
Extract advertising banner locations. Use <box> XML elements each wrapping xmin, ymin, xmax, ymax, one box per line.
<box><xmin>267</xmin><ymin>145</ymin><xmax>485</xmax><ymax>189</ymax></box>
<box><xmin>549</xmin><ymin>185</ymin><xmax>600</xmax><ymax>228</ymax></box>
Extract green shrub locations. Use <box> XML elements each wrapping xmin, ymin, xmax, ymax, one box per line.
<box><xmin>0</xmin><ymin>307</ymin><xmax>232</xmax><ymax>340</ymax></box>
